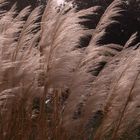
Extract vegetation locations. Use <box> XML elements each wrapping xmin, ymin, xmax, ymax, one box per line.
<box><xmin>0</xmin><ymin>0</ymin><xmax>140</xmax><ymax>140</ymax></box>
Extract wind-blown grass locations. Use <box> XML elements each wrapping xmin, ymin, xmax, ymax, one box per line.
<box><xmin>0</xmin><ymin>0</ymin><xmax>93</xmax><ymax>139</ymax></box>
<box><xmin>0</xmin><ymin>0</ymin><xmax>140</xmax><ymax>140</ymax></box>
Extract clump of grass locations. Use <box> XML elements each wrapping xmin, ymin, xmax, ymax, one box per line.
<box><xmin>0</xmin><ymin>0</ymin><xmax>140</xmax><ymax>140</ymax></box>
<box><xmin>0</xmin><ymin>0</ymin><xmax>93</xmax><ymax>139</ymax></box>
